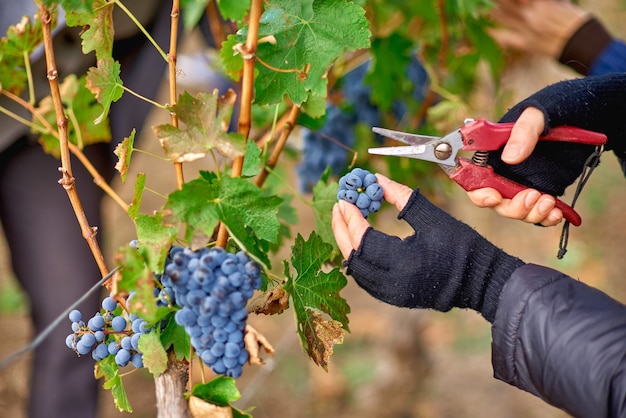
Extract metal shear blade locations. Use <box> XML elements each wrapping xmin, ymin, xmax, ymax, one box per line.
<box><xmin>369</xmin><ymin>127</ymin><xmax>458</xmax><ymax>167</ymax></box>
<box><xmin>372</xmin><ymin>127</ymin><xmax>439</xmax><ymax>145</ymax></box>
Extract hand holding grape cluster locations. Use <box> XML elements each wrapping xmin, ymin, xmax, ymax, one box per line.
<box><xmin>337</xmin><ymin>168</ymin><xmax>385</xmax><ymax>217</ymax></box>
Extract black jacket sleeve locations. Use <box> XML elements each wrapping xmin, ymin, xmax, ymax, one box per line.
<box><xmin>491</xmin><ymin>264</ymin><xmax>626</xmax><ymax>418</ymax></box>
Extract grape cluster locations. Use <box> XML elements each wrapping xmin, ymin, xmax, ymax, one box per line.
<box><xmin>65</xmin><ymin>294</ymin><xmax>150</xmax><ymax>368</ymax></box>
<box><xmin>337</xmin><ymin>168</ymin><xmax>385</xmax><ymax>218</ymax></box>
<box><xmin>162</xmin><ymin>246</ymin><xmax>262</xmax><ymax>378</ymax></box>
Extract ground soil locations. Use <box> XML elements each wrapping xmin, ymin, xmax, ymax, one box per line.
<box><xmin>1</xmin><ymin>1</ymin><xmax>625</xmax><ymax>416</ymax></box>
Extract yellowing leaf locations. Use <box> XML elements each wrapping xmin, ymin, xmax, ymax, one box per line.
<box><xmin>153</xmin><ymin>90</ymin><xmax>242</xmax><ymax>163</ymax></box>
<box><xmin>283</xmin><ymin>232</ymin><xmax>350</xmax><ymax>367</ymax></box>
<box><xmin>113</xmin><ymin>129</ymin><xmax>135</xmax><ymax>183</ymax></box>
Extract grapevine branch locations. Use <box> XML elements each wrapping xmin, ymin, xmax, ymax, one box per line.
<box><xmin>39</xmin><ymin>4</ymin><xmax>109</xmax><ymax>279</ymax></box>
<box><xmin>255</xmin><ymin>103</ymin><xmax>300</xmax><ymax>188</ymax></box>
<box><xmin>167</xmin><ymin>0</ymin><xmax>185</xmax><ymax>190</ymax></box>
<box><xmin>216</xmin><ymin>0</ymin><xmax>264</xmax><ymax>249</ymax></box>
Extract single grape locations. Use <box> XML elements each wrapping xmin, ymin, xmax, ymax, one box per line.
<box><xmin>344</xmin><ymin>190</ymin><xmax>358</xmax><ymax>203</ymax></box>
<box><xmin>111</xmin><ymin>316</ymin><xmax>127</xmax><ymax>332</ymax></box>
<box><xmin>102</xmin><ymin>296</ymin><xmax>118</xmax><ymax>312</ymax></box>
<box><xmin>131</xmin><ymin>353</ymin><xmax>143</xmax><ymax>368</ymax></box>
<box><xmin>363</xmin><ymin>173</ymin><xmax>377</xmax><ymax>187</ymax></box>
<box><xmin>343</xmin><ymin>173</ymin><xmax>362</xmax><ymax>190</ymax></box>
<box><xmin>121</xmin><ymin>336</ymin><xmax>133</xmax><ymax>351</ymax></box>
<box><xmin>365</xmin><ymin>183</ymin><xmax>384</xmax><ymax>201</ymax></box>
<box><xmin>355</xmin><ymin>193</ymin><xmax>371</xmax><ymax>209</ymax></box>
<box><xmin>368</xmin><ymin>200</ymin><xmax>381</xmax><ymax>213</ymax></box>
<box><xmin>69</xmin><ymin>309</ymin><xmax>82</xmax><ymax>323</ymax></box>
<box><xmin>115</xmin><ymin>349</ymin><xmax>131</xmax><ymax>367</ymax></box>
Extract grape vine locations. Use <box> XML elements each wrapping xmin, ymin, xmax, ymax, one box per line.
<box><xmin>0</xmin><ymin>0</ymin><xmax>503</xmax><ymax>415</ymax></box>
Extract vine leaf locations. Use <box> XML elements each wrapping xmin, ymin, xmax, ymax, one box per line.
<box><xmin>366</xmin><ymin>34</ymin><xmax>414</xmax><ymax>111</ymax></box>
<box><xmin>114</xmin><ymin>245</ymin><xmax>157</xmax><ymax>321</ymax></box>
<box><xmin>86</xmin><ymin>57</ymin><xmax>124</xmax><ymax>124</ymax></box>
<box><xmin>153</xmin><ymin>90</ymin><xmax>244</xmax><ymax>163</ymax></box>
<box><xmin>190</xmin><ymin>376</ymin><xmax>252</xmax><ymax>417</ymax></box>
<box><xmin>64</xmin><ymin>0</ymin><xmax>114</xmax><ymax>60</ymax></box>
<box><xmin>137</xmin><ymin>330</ymin><xmax>168</xmax><ymax>376</ymax></box>
<box><xmin>216</xmin><ymin>0</ymin><xmax>250</xmax><ymax>23</ymax></box>
<box><xmin>113</xmin><ymin>128</ymin><xmax>135</xmax><ymax>183</ymax></box>
<box><xmin>312</xmin><ymin>168</ymin><xmax>339</xmax><ymax>251</ymax></box>
<box><xmin>222</xmin><ymin>0</ymin><xmax>371</xmax><ymax>107</ymax></box>
<box><xmin>164</xmin><ymin>174</ymin><xmax>282</xmax><ymax>266</ymax></box>
<box><xmin>303</xmin><ymin>310</ymin><xmax>344</xmax><ymax>370</ymax></box>
<box><xmin>283</xmin><ymin>232</ymin><xmax>349</xmax><ymax>370</ymax></box>
<box><xmin>37</xmin><ymin>74</ymin><xmax>111</xmax><ymax>157</ymax></box>
<box><xmin>95</xmin><ymin>356</ymin><xmax>132</xmax><ymax>412</ymax></box>
<box><xmin>160</xmin><ymin>315</ymin><xmax>191</xmax><ymax>361</ymax></box>
<box><xmin>133</xmin><ymin>212</ymin><xmax>178</xmax><ymax>274</ymax></box>
<box><xmin>0</xmin><ymin>14</ymin><xmax>43</xmax><ymax>94</ymax></box>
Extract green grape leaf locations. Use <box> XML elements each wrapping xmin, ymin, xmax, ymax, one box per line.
<box><xmin>64</xmin><ymin>0</ymin><xmax>114</xmax><ymax>60</ymax></box>
<box><xmin>43</xmin><ymin>0</ymin><xmax>93</xmax><ymax>13</ymax></box>
<box><xmin>312</xmin><ymin>168</ymin><xmax>338</xmax><ymax>251</ymax></box>
<box><xmin>236</xmin><ymin>0</ymin><xmax>371</xmax><ymax>106</ymax></box>
<box><xmin>134</xmin><ymin>213</ymin><xmax>178</xmax><ymax>274</ymax></box>
<box><xmin>164</xmin><ymin>174</ymin><xmax>282</xmax><ymax>266</ymax></box>
<box><xmin>2</xmin><ymin>14</ymin><xmax>44</xmax><ymax>56</ymax></box>
<box><xmin>160</xmin><ymin>315</ymin><xmax>191</xmax><ymax>361</ymax></box>
<box><xmin>300</xmin><ymin>92</ymin><xmax>327</xmax><ymax>119</ymax></box>
<box><xmin>241</xmin><ymin>139</ymin><xmax>262</xmax><ymax>178</ymax></box>
<box><xmin>114</xmin><ymin>244</ymin><xmax>157</xmax><ymax>322</ymax></box>
<box><xmin>216</xmin><ymin>0</ymin><xmax>250</xmax><ymax>22</ymax></box>
<box><xmin>86</xmin><ymin>57</ymin><xmax>124</xmax><ymax>124</ymax></box>
<box><xmin>283</xmin><ymin>232</ymin><xmax>349</xmax><ymax>369</ymax></box>
<box><xmin>37</xmin><ymin>74</ymin><xmax>111</xmax><ymax>157</ymax></box>
<box><xmin>137</xmin><ymin>331</ymin><xmax>168</xmax><ymax>376</ymax></box>
<box><xmin>192</xmin><ymin>376</ymin><xmax>241</xmax><ymax>406</ymax></box>
<box><xmin>127</xmin><ymin>172</ymin><xmax>146</xmax><ymax>221</ymax></box>
<box><xmin>367</xmin><ymin>34</ymin><xmax>414</xmax><ymax>111</ymax></box>
<box><xmin>113</xmin><ymin>129</ymin><xmax>135</xmax><ymax>183</ymax></box>
<box><xmin>219</xmin><ymin>35</ymin><xmax>244</xmax><ymax>82</ymax></box>
<box><xmin>0</xmin><ymin>44</ymin><xmax>27</xmax><ymax>94</ymax></box>
<box><xmin>180</xmin><ymin>0</ymin><xmax>210</xmax><ymax>30</ymax></box>
<box><xmin>95</xmin><ymin>356</ymin><xmax>132</xmax><ymax>412</ymax></box>
<box><xmin>153</xmin><ymin>90</ymin><xmax>243</xmax><ymax>163</ymax></box>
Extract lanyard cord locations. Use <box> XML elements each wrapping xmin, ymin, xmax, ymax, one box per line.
<box><xmin>557</xmin><ymin>145</ymin><xmax>604</xmax><ymax>259</ymax></box>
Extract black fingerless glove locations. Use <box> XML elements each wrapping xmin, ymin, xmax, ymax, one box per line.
<box><xmin>489</xmin><ymin>73</ymin><xmax>626</xmax><ymax>195</ymax></box>
<box><xmin>344</xmin><ymin>189</ymin><xmax>525</xmax><ymax>323</ymax></box>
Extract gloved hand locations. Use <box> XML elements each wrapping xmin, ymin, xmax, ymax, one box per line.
<box><xmin>488</xmin><ymin>73</ymin><xmax>626</xmax><ymax>196</ymax></box>
<box><xmin>332</xmin><ymin>174</ymin><xmax>525</xmax><ymax>323</ymax></box>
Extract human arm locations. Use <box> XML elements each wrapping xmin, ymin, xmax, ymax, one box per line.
<box><xmin>492</xmin><ymin>264</ymin><xmax>626</xmax><ymax>417</ymax></box>
<box><xmin>490</xmin><ymin>0</ymin><xmax>623</xmax><ymax>76</ymax></box>
<box><xmin>332</xmin><ymin>174</ymin><xmax>524</xmax><ymax>322</ymax></box>
<box><xmin>332</xmin><ymin>175</ymin><xmax>626</xmax><ymax>416</ymax></box>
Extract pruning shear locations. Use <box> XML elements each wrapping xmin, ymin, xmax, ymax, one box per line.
<box><xmin>369</xmin><ymin>118</ymin><xmax>607</xmax><ymax>226</ymax></box>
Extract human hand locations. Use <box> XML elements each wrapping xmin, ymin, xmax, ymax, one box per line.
<box><xmin>332</xmin><ymin>174</ymin><xmax>413</xmax><ymax>259</ymax></box>
<box><xmin>332</xmin><ymin>174</ymin><xmax>524</xmax><ymax>322</ymax></box>
<box><xmin>489</xmin><ymin>0</ymin><xmax>589</xmax><ymax>58</ymax></box>
<box><xmin>467</xmin><ymin>107</ymin><xmax>565</xmax><ymax>226</ymax></box>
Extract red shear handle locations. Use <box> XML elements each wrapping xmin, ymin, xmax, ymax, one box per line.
<box><xmin>450</xmin><ymin>159</ymin><xmax>582</xmax><ymax>226</ymax></box>
<box><xmin>461</xmin><ymin>118</ymin><xmax>607</xmax><ymax>151</ymax></box>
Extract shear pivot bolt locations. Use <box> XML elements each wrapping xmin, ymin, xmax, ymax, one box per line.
<box><xmin>434</xmin><ymin>143</ymin><xmax>452</xmax><ymax>160</ymax></box>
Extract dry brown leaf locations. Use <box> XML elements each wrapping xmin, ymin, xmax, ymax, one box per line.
<box><xmin>189</xmin><ymin>395</ymin><xmax>232</xmax><ymax>418</ymax></box>
<box><xmin>248</xmin><ymin>286</ymin><xmax>290</xmax><ymax>315</ymax></box>
<box><xmin>304</xmin><ymin>310</ymin><xmax>344</xmax><ymax>371</ymax></box>
<box><xmin>244</xmin><ymin>324</ymin><xmax>275</xmax><ymax>365</ymax></box>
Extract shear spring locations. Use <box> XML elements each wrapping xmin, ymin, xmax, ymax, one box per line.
<box><xmin>472</xmin><ymin>151</ymin><xmax>489</xmax><ymax>166</ymax></box>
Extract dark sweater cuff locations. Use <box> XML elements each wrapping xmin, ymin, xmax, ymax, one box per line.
<box><xmin>559</xmin><ymin>17</ymin><xmax>613</xmax><ymax>75</ymax></box>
